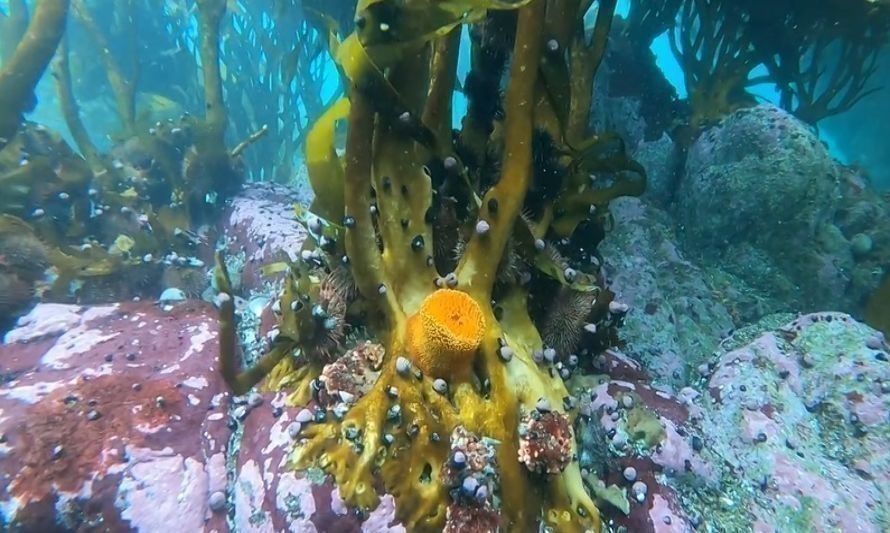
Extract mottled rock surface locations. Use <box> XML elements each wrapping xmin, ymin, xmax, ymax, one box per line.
<box><xmin>217</xmin><ymin>183</ymin><xmax>308</xmax><ymax>294</ymax></box>
<box><xmin>0</xmin><ymin>297</ymin><xmax>407</xmax><ymax>532</ymax></box>
<box><xmin>632</xmin><ymin>134</ymin><xmax>683</xmax><ymax>208</ymax></box>
<box><xmin>696</xmin><ymin>312</ymin><xmax>889</xmax><ymax>532</ymax></box>
<box><xmin>576</xmin><ymin>312</ymin><xmax>890</xmax><ymax>532</ymax></box>
<box><xmin>0</xmin><ymin>301</ymin><xmax>230</xmax><ymax>532</ymax></box>
<box><xmin>601</xmin><ymin>197</ymin><xmax>735</xmax><ymax>389</ymax></box>
<box><xmin>573</xmin><ymin>349</ymin><xmax>702</xmax><ymax>532</ymax></box>
<box><xmin>675</xmin><ymin>104</ymin><xmax>849</xmax><ymax>314</ymax></box>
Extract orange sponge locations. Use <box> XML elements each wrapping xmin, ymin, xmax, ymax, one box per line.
<box><xmin>405</xmin><ymin>289</ymin><xmax>486</xmax><ymax>380</ymax></box>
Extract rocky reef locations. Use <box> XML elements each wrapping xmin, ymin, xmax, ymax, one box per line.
<box><xmin>1</xmin><ymin>0</ymin><xmax>889</xmax><ymax>532</ymax></box>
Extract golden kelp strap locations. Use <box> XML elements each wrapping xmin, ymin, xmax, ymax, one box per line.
<box><xmin>335</xmin><ymin>35</ymin><xmax>442</xmax><ymax>158</ymax></box>
<box><xmin>864</xmin><ymin>275</ymin><xmax>890</xmax><ymax>335</ymax></box>
<box><xmin>214</xmin><ymin>251</ymin><xmax>292</xmax><ymax>395</ymax></box>
<box><xmin>306</xmin><ymin>98</ymin><xmax>350</xmax><ymax>222</ymax></box>
<box><xmin>0</xmin><ymin>0</ymin><xmax>70</xmax><ymax>144</ymax></box>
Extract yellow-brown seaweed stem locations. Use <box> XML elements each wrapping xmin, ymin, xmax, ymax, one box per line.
<box><xmin>456</xmin><ymin>0</ymin><xmax>546</xmax><ymax>298</ymax></box>
<box><xmin>230</xmin><ymin>124</ymin><xmax>270</xmax><ymax>159</ymax></box>
<box><xmin>196</xmin><ymin>0</ymin><xmax>228</xmax><ymax>145</ymax></box>
<box><xmin>214</xmin><ymin>252</ymin><xmax>291</xmax><ymax>395</ymax></box>
<box><xmin>342</xmin><ymin>94</ymin><xmax>387</xmax><ymax>303</ymax></box>
<box><xmin>567</xmin><ymin>0</ymin><xmax>617</xmax><ymax>142</ymax></box>
<box><xmin>51</xmin><ymin>35</ymin><xmax>106</xmax><ymax>173</ymax></box>
<box><xmin>0</xmin><ymin>0</ymin><xmax>70</xmax><ymax>144</ymax></box>
<box><xmin>423</xmin><ymin>28</ymin><xmax>461</xmax><ymax>143</ymax></box>
<box><xmin>71</xmin><ymin>0</ymin><xmax>137</xmax><ymax>135</ymax></box>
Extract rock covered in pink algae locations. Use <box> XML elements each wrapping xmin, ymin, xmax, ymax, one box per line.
<box><xmin>600</xmin><ymin>197</ymin><xmax>735</xmax><ymax>389</ymax></box>
<box><xmin>217</xmin><ymin>182</ymin><xmax>308</xmax><ymax>293</ymax></box>
<box><xmin>318</xmin><ymin>341</ymin><xmax>384</xmax><ymax>408</ymax></box>
<box><xmin>694</xmin><ymin>312</ymin><xmax>890</xmax><ymax>532</ymax></box>
<box><xmin>0</xmin><ymin>301</ymin><xmax>231</xmax><ymax>531</ymax></box>
<box><xmin>517</xmin><ymin>409</ymin><xmax>573</xmax><ymax>475</ymax></box>
<box><xmin>231</xmin><ymin>387</ymin><xmax>405</xmax><ymax>532</ymax></box>
<box><xmin>577</xmin><ymin>312</ymin><xmax>890</xmax><ymax>532</ymax></box>
<box><xmin>574</xmin><ymin>349</ymin><xmax>698</xmax><ymax>532</ymax></box>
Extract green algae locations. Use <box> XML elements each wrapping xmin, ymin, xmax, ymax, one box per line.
<box><xmin>626</xmin><ymin>406</ymin><xmax>666</xmax><ymax>449</ymax></box>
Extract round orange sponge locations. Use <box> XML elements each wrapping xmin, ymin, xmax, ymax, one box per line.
<box><xmin>405</xmin><ymin>289</ymin><xmax>486</xmax><ymax>380</ymax></box>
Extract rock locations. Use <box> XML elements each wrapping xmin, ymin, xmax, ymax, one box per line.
<box><xmin>601</xmin><ymin>197</ymin><xmax>735</xmax><ymax>388</ymax></box>
<box><xmin>632</xmin><ymin>133</ymin><xmax>683</xmax><ymax>208</ymax></box>
<box><xmin>0</xmin><ymin>301</ymin><xmax>231</xmax><ymax>531</ymax></box>
<box><xmin>676</xmin><ymin>104</ymin><xmax>848</xmax><ymax>314</ymax></box>
<box><xmin>575</xmin><ymin>311</ymin><xmax>889</xmax><ymax>532</ymax></box>
<box><xmin>217</xmin><ymin>183</ymin><xmax>309</xmax><ymax>293</ymax></box>
<box><xmin>573</xmin><ymin>349</ymin><xmax>701</xmax><ymax>532</ymax></box>
<box><xmin>832</xmin><ymin>167</ymin><xmax>890</xmax><ymax>309</ymax></box>
<box><xmin>231</xmin><ymin>390</ymin><xmax>404</xmax><ymax>532</ymax></box>
<box><xmin>696</xmin><ymin>312</ymin><xmax>889</xmax><ymax>532</ymax></box>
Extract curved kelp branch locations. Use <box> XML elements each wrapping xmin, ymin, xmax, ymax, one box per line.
<box><xmin>623</xmin><ymin>0</ymin><xmax>682</xmax><ymax>48</ymax></box>
<box><xmin>305</xmin><ymin>98</ymin><xmax>349</xmax><ymax>222</ymax></box>
<box><xmin>71</xmin><ymin>0</ymin><xmax>136</xmax><ymax>135</ymax></box>
<box><xmin>423</xmin><ymin>27</ymin><xmax>461</xmax><ymax>144</ymax></box>
<box><xmin>214</xmin><ymin>252</ymin><xmax>291</xmax><ymax>395</ymax></box>
<box><xmin>552</xmin><ymin>134</ymin><xmax>647</xmax><ymax>236</ymax></box>
<box><xmin>456</xmin><ymin>1</ymin><xmax>546</xmax><ymax>298</ymax></box>
<box><xmin>342</xmin><ymin>93</ymin><xmax>387</xmax><ymax>303</ymax></box>
<box><xmin>0</xmin><ymin>0</ymin><xmax>29</xmax><ymax>63</ymax></box>
<box><xmin>51</xmin><ymin>35</ymin><xmax>105</xmax><ymax>173</ymax></box>
<box><xmin>230</xmin><ymin>124</ymin><xmax>270</xmax><ymax>159</ymax></box>
<box><xmin>668</xmin><ymin>0</ymin><xmax>758</xmax><ymax>132</ymax></box>
<box><xmin>567</xmin><ymin>0</ymin><xmax>617</xmax><ymax>143</ymax></box>
<box><xmin>0</xmin><ymin>0</ymin><xmax>69</xmax><ymax>148</ymax></box>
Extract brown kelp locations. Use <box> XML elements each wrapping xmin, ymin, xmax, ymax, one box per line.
<box><xmin>0</xmin><ymin>0</ymin><xmax>69</xmax><ymax>148</ymax></box>
<box><xmin>215</xmin><ymin>0</ymin><xmax>645</xmax><ymax>530</ymax></box>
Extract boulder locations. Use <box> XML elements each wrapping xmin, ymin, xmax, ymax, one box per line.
<box><xmin>217</xmin><ymin>183</ymin><xmax>308</xmax><ymax>294</ymax></box>
<box><xmin>575</xmin><ymin>312</ymin><xmax>890</xmax><ymax>532</ymax></box>
<box><xmin>0</xmin><ymin>301</ymin><xmax>231</xmax><ymax>532</ymax></box>
<box><xmin>675</xmin><ymin>104</ymin><xmax>847</xmax><ymax>314</ymax></box>
<box><xmin>601</xmin><ymin>197</ymin><xmax>735</xmax><ymax>389</ymax></box>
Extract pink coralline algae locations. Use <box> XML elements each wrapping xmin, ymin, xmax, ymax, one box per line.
<box><xmin>318</xmin><ymin>341</ymin><xmax>384</xmax><ymax>407</ymax></box>
<box><xmin>217</xmin><ymin>183</ymin><xmax>308</xmax><ymax>291</ymax></box>
<box><xmin>0</xmin><ymin>301</ymin><xmax>230</xmax><ymax>531</ymax></box>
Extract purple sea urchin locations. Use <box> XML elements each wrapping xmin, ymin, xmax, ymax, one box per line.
<box><xmin>540</xmin><ymin>286</ymin><xmax>598</xmax><ymax>357</ymax></box>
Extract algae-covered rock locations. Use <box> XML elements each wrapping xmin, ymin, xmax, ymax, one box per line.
<box><xmin>693</xmin><ymin>312</ymin><xmax>890</xmax><ymax>531</ymax></box>
<box><xmin>0</xmin><ymin>301</ymin><xmax>231</xmax><ymax>531</ymax></box>
<box><xmin>676</xmin><ymin>104</ymin><xmax>847</xmax><ymax>314</ymax></box>
<box><xmin>601</xmin><ymin>197</ymin><xmax>735</xmax><ymax>389</ymax></box>
<box><xmin>574</xmin><ymin>312</ymin><xmax>889</xmax><ymax>532</ymax></box>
